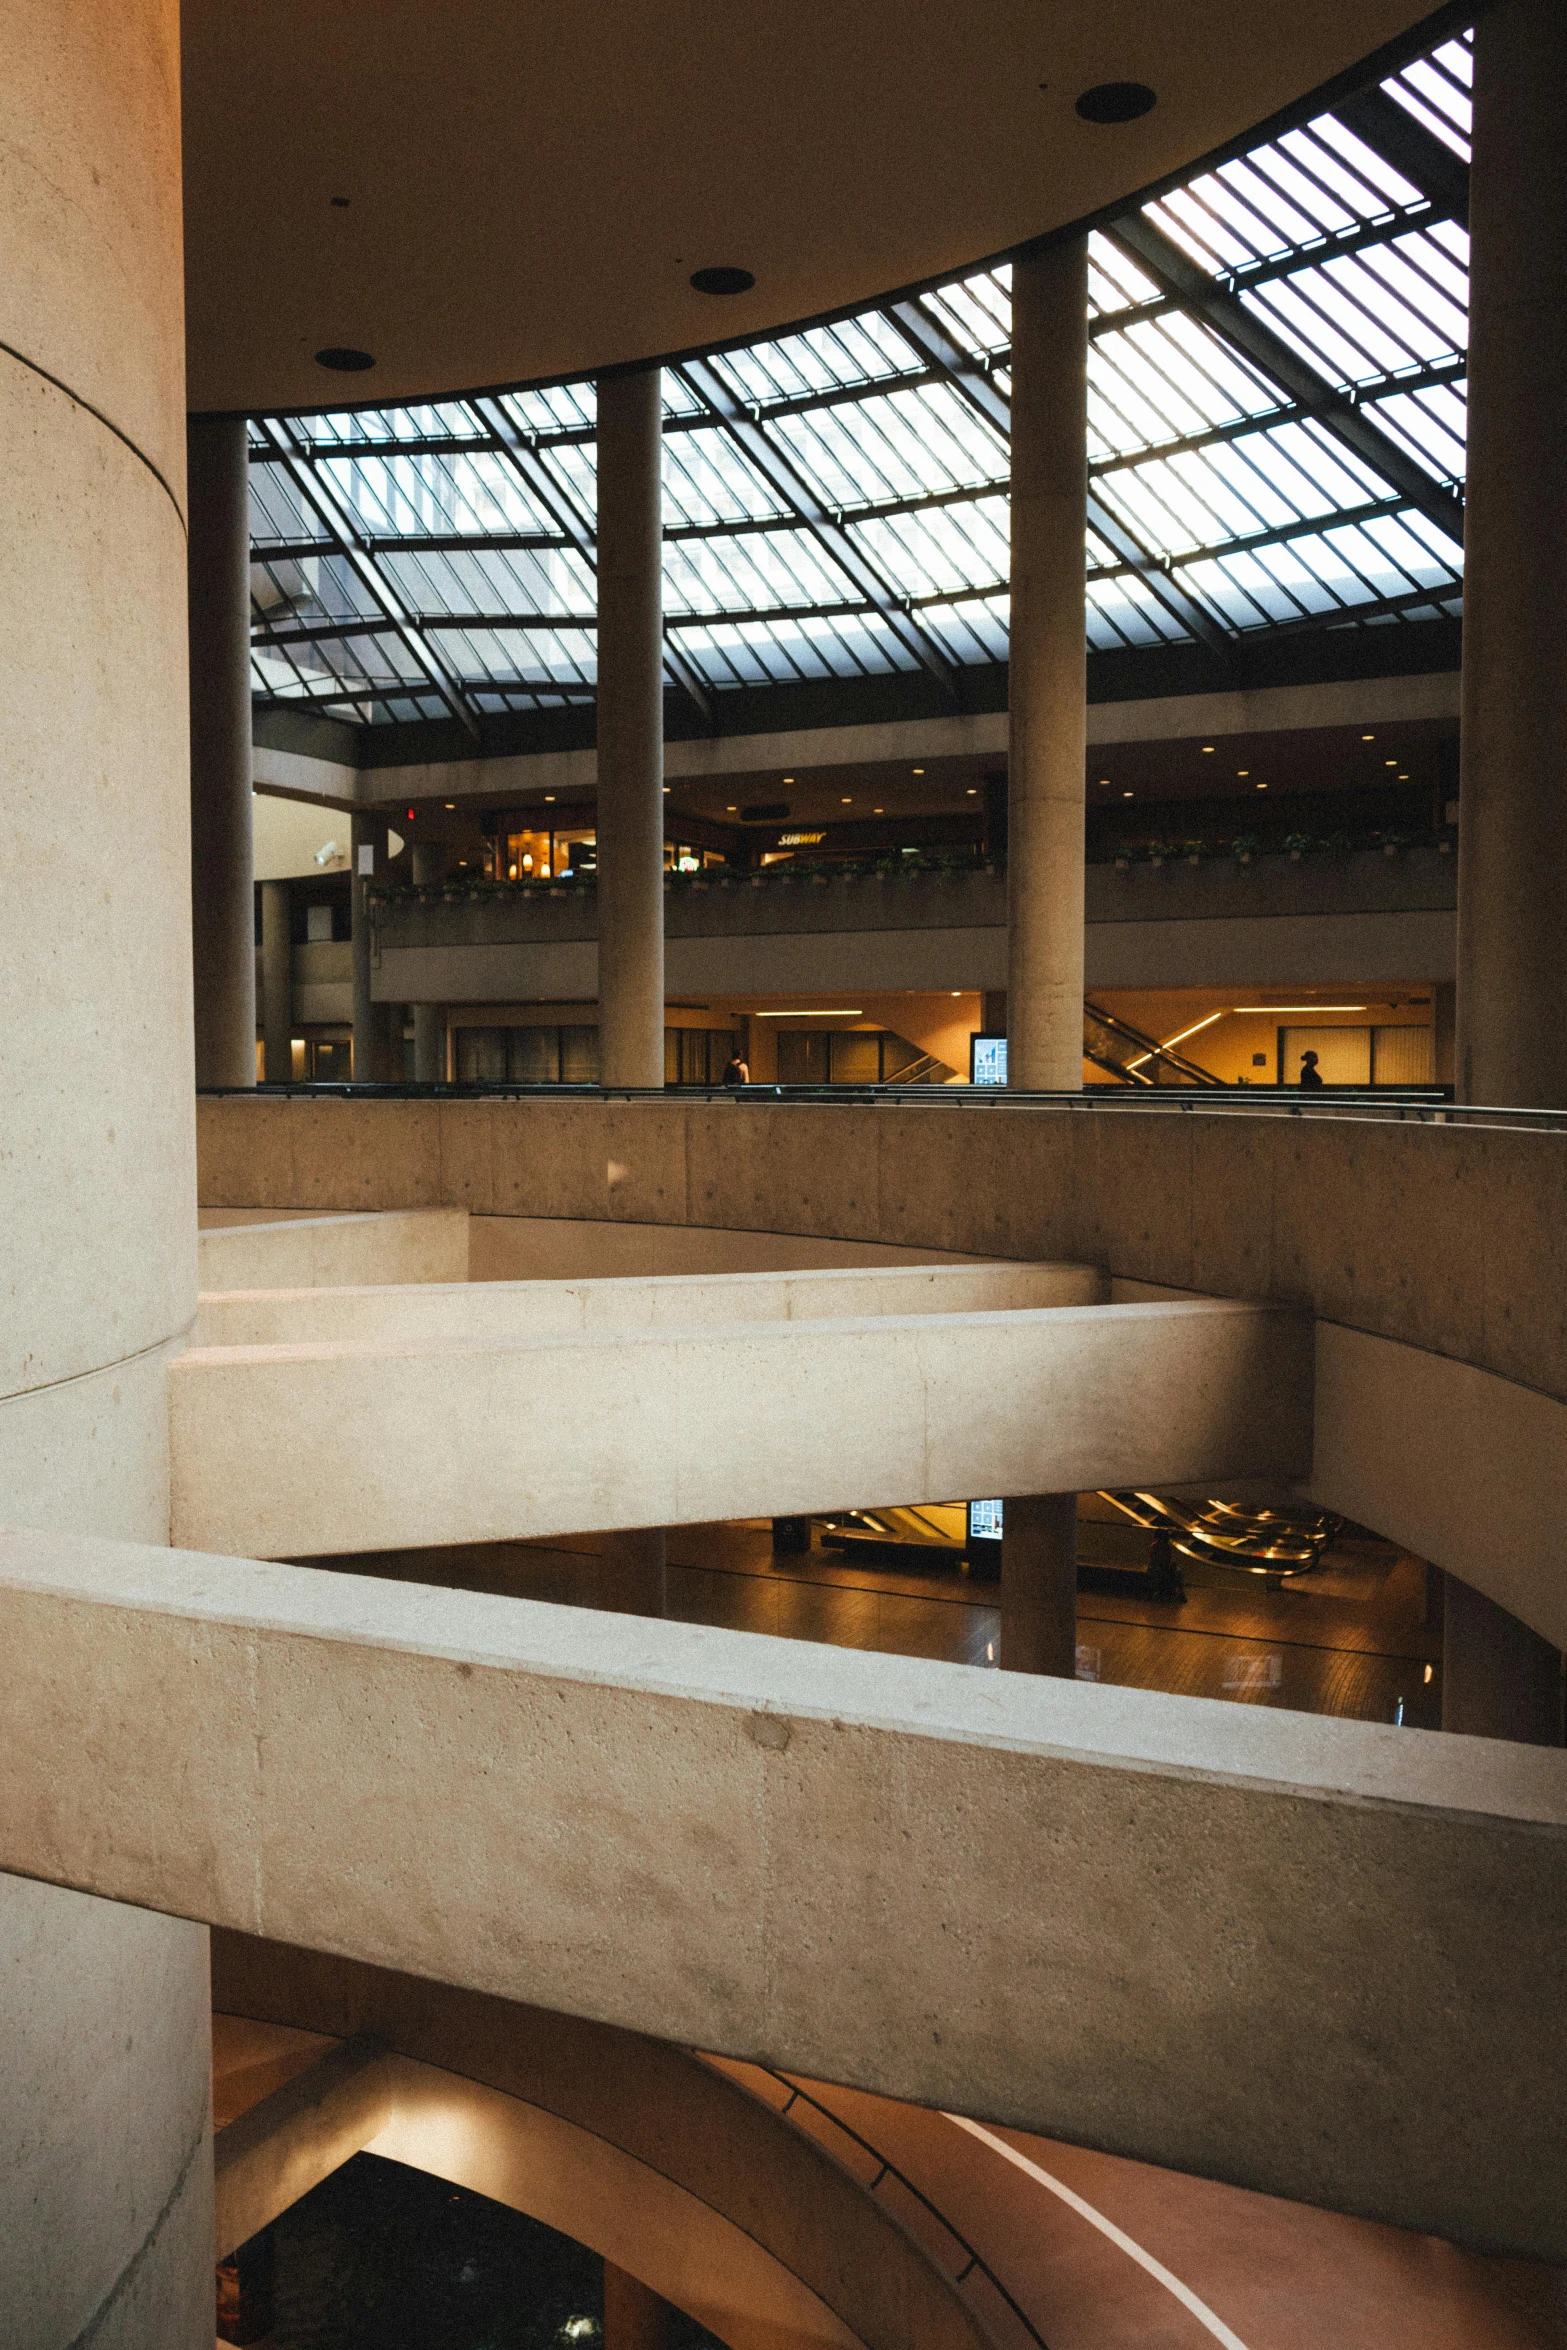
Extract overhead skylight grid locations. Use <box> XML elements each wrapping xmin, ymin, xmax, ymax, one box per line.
<box><xmin>249</xmin><ymin>22</ymin><xmax>1472</xmax><ymax>725</ymax></box>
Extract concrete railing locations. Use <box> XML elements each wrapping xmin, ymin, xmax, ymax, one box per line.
<box><xmin>2</xmin><ymin>1523</ymin><xmax>1563</xmax><ymax>2259</ymax></box>
<box><xmin>171</xmin><ymin>1283</ymin><xmax>1310</xmax><ymax>1557</ymax></box>
<box><xmin>194</xmin><ymin>1095</ymin><xmax>1567</xmax><ymax>1652</ymax></box>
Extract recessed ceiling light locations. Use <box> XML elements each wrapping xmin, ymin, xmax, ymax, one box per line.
<box><xmin>444</xmin><ymin>802</ymin><xmax>455</xmax><ymax>810</ymax></box>
<box><xmin>663</xmin><ymin>785</ymin><xmax>671</xmax><ymax>793</ymax></box>
<box><xmin>544</xmin><ymin>794</ymin><xmax>556</xmax><ymax>803</ymax></box>
<box><xmin>726</xmin><ymin>803</ymin><xmax>738</xmax><ymax>811</ymax></box>
<box><xmin>912</xmin><ymin>767</ymin><xmax>924</xmax><ymax>775</ymax></box>
<box><xmin>1237</xmin><ymin>770</ymin><xmax>1249</xmax><ymax>777</ymax></box>
<box><xmin>966</xmin><ymin>787</ymin><xmax>978</xmax><ymax>795</ymax></box>
<box><xmin>1256</xmin><ymin>781</ymin><xmax>1267</xmax><ymax>789</ymax></box>
<box><xmin>1098</xmin><ymin>777</ymin><xmax>1112</xmax><ymax>786</ymax></box>
<box><xmin>1076</xmin><ymin>81</ymin><xmax>1158</xmax><ymax>123</ymax></box>
<box><xmin>1386</xmin><ymin>760</ymin><xmax>1398</xmax><ymax>767</ymax></box>
<box><xmin>1362</xmin><ymin>734</ymin><xmax>1375</xmax><ymax>741</ymax></box>
<box><xmin>1201</xmin><ymin>745</ymin><xmax>1215</xmax><ymax>753</ymax></box>
<box><xmin>315</xmin><ymin>346</ymin><xmax>375</xmax><ymax>371</ymax></box>
<box><xmin>873</xmin><ymin>806</ymin><xmax>884</xmax><ymax>814</ymax></box>
<box><xmin>841</xmin><ymin>796</ymin><xmax>852</xmax><ymax>804</ymax></box>
<box><xmin>1123</xmin><ymin>790</ymin><xmax>1134</xmax><ymax>798</ymax></box>
<box><xmin>1397</xmin><ymin>773</ymin><xmax>1409</xmax><ymax>780</ymax></box>
<box><xmin>782</xmin><ymin>776</ymin><xmax>794</xmax><ymax>784</ymax></box>
<box><xmin>690</xmin><ymin>265</ymin><xmax>755</xmax><ymax>296</ymax></box>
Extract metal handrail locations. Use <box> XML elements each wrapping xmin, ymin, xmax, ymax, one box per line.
<box><xmin>759</xmin><ymin>2068</ymin><xmax>1050</xmax><ymax>2350</ymax></box>
<box><xmin>202</xmin><ymin>1080</ymin><xmax>1567</xmax><ymax>1137</ymax></box>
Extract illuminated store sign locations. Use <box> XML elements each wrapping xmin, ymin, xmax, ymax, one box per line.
<box><xmin>778</xmin><ymin>831</ymin><xmax>826</xmax><ymax>847</ymax></box>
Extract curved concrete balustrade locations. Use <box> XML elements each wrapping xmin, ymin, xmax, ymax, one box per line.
<box><xmin>168</xmin><ymin>1295</ymin><xmax>1310</xmax><ymax>1558</ymax></box>
<box><xmin>1</xmin><ymin>1525</ymin><xmax>1563</xmax><ymax>2259</ymax></box>
<box><xmin>198</xmin><ymin>1207</ymin><xmax>470</xmax><ymax>1290</ymax></box>
<box><xmin>211</xmin><ymin>1941</ymin><xmax>991</xmax><ymax>2350</ymax></box>
<box><xmin>195</xmin><ymin>1095</ymin><xmax>1567</xmax><ymax>1650</ymax></box>
<box><xmin>194</xmin><ymin>1260</ymin><xmax>1102</xmax><ymax>1348</ymax></box>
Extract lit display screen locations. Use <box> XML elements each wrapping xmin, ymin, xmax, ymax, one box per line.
<box><xmin>968</xmin><ymin>1498</ymin><xmax>1004</xmax><ymax>1544</ymax></box>
<box><xmin>970</xmin><ymin>1035</ymin><xmax>1007</xmax><ymax>1086</ymax></box>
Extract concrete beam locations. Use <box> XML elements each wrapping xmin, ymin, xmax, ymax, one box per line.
<box><xmin>168</xmin><ymin>1297</ymin><xmax>1312</xmax><ymax>1557</ymax></box>
<box><xmin>214</xmin><ymin>2033</ymin><xmax>394</xmax><ymax>2258</ymax></box>
<box><xmin>1</xmin><ymin>1526</ymin><xmax>1563</xmax><ymax>2257</ymax></box>
<box><xmin>303</xmin><ymin>671</ymin><xmax>1459</xmax><ymax>808</ymax></box>
<box><xmin>194</xmin><ymin>1260</ymin><xmax>1103</xmax><ymax>1348</ymax></box>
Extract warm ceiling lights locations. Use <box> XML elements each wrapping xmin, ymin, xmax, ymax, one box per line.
<box><xmin>755</xmin><ymin>1009</ymin><xmax>862</xmax><ymax>1018</ymax></box>
<box><xmin>690</xmin><ymin>266</ymin><xmax>756</xmax><ymax>296</ymax></box>
<box><xmin>1076</xmin><ymin>81</ymin><xmax>1158</xmax><ymax>122</ymax></box>
<box><xmin>873</xmin><ymin>806</ymin><xmax>884</xmax><ymax>814</ymax></box>
<box><xmin>444</xmin><ymin>802</ymin><xmax>455</xmax><ymax>810</ymax></box>
<box><xmin>1362</xmin><ymin>734</ymin><xmax>1375</xmax><ymax>741</ymax></box>
<box><xmin>315</xmin><ymin>347</ymin><xmax>375</xmax><ymax>371</ymax></box>
<box><xmin>726</xmin><ymin>804</ymin><xmax>738</xmax><ymax>811</ymax></box>
<box><xmin>1235</xmin><ymin>1005</ymin><xmax>1367</xmax><ymax>1013</ymax></box>
<box><xmin>1237</xmin><ymin>769</ymin><xmax>1249</xmax><ymax>777</ymax></box>
<box><xmin>1386</xmin><ymin>759</ymin><xmax>1398</xmax><ymax>767</ymax></box>
<box><xmin>1123</xmin><ymin>790</ymin><xmax>1133</xmax><ymax>798</ymax></box>
<box><xmin>841</xmin><ymin>797</ymin><xmax>852</xmax><ymax>804</ymax></box>
<box><xmin>544</xmin><ymin>794</ymin><xmax>555</xmax><ymax>803</ymax></box>
<box><xmin>1201</xmin><ymin>745</ymin><xmax>1215</xmax><ymax>753</ymax></box>
<box><xmin>912</xmin><ymin>767</ymin><xmax>924</xmax><ymax>775</ymax></box>
<box><xmin>966</xmin><ymin>787</ymin><xmax>978</xmax><ymax>795</ymax></box>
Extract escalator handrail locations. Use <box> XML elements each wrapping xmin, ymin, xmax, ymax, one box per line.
<box><xmin>760</xmin><ymin>2069</ymin><xmax>1052</xmax><ymax>2350</ymax></box>
<box><xmin>1083</xmin><ymin>1002</ymin><xmax>1226</xmax><ymax>1087</ymax></box>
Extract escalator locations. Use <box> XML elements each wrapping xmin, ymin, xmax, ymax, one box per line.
<box><xmin>1097</xmin><ymin>1491</ymin><xmax>1340</xmax><ymax>1578</ymax></box>
<box><xmin>1083</xmin><ymin>1001</ymin><xmax>1226</xmax><ymax>1086</ymax></box>
<box><xmin>806</xmin><ymin>1492</ymin><xmax>1338</xmax><ymax>1583</ymax></box>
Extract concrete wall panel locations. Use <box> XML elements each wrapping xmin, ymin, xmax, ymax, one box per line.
<box><xmin>2</xmin><ymin>1528</ymin><xmax>1563</xmax><ymax>2257</ymax></box>
<box><xmin>468</xmin><ymin>1214</ymin><xmax>1018</xmax><ymax>1281</ymax></box>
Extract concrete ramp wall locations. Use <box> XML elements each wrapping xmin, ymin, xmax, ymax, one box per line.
<box><xmin>1</xmin><ymin>1525</ymin><xmax>1562</xmax><ymax>2259</ymax></box>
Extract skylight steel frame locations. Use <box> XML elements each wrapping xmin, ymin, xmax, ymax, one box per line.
<box><xmin>248</xmin><ymin>25</ymin><xmax>1472</xmax><ymax>727</ymax></box>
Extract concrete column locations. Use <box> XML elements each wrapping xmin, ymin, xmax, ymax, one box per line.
<box><xmin>0</xmin><ymin>11</ymin><xmax>217</xmax><ymax>2341</ymax></box>
<box><xmin>1000</xmin><ymin>1493</ymin><xmax>1078</xmax><ymax>1675</ymax></box>
<box><xmin>350</xmin><ymin>811</ymin><xmax>398</xmax><ymax>1082</ymax></box>
<box><xmin>595</xmin><ymin>369</ymin><xmax>665</xmax><ymax>1089</ymax></box>
<box><xmin>1455</xmin><ymin>0</ymin><xmax>1567</xmax><ymax>1108</ymax></box>
<box><xmin>603</xmin><ymin>2262</ymin><xmax>670</xmax><ymax>2350</ymax></box>
<box><xmin>260</xmin><ymin>880</ymin><xmax>292</xmax><ymax>1083</ymax></box>
<box><xmin>188</xmin><ymin>414</ymin><xmax>256</xmax><ymax>1088</ymax></box>
<box><xmin>1006</xmin><ymin>239</ymin><xmax>1088</xmax><ymax>1092</ymax></box>
<box><xmin>601</xmin><ymin>1530</ymin><xmax>667</xmax><ymax>1619</ymax></box>
<box><xmin>410</xmin><ymin>842</ymin><xmax>446</xmax><ymax>1082</ymax></box>
<box><xmin>1432</xmin><ymin>981</ymin><xmax>1456</xmax><ymax>1088</ymax></box>
<box><xmin>1443</xmin><ymin>1574</ymin><xmax>1564</xmax><ymax>1745</ymax></box>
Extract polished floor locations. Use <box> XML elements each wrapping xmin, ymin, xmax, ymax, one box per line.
<box><xmin>310</xmin><ymin>1512</ymin><xmax>1444</xmax><ymax>1731</ymax></box>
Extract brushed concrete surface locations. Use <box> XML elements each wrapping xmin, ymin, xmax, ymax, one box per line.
<box><xmin>1306</xmin><ymin>1322</ymin><xmax>1567</xmax><ymax>1654</ymax></box>
<box><xmin>196</xmin><ymin>1207</ymin><xmax>469</xmax><ymax>1291</ymax></box>
<box><xmin>194</xmin><ymin>1260</ymin><xmax>1103</xmax><ymax>1348</ymax></box>
<box><xmin>167</xmin><ymin>1298</ymin><xmax>1311</xmax><ymax>1557</ymax></box>
<box><xmin>0</xmin><ymin>1877</ymin><xmax>212</xmax><ymax>2350</ymax></box>
<box><xmin>1</xmin><ymin>1527</ymin><xmax>1563</xmax><ymax>2257</ymax></box>
<box><xmin>214</xmin><ymin>2034</ymin><xmax>394</xmax><ymax>2258</ymax></box>
<box><xmin>190</xmin><ymin>1096</ymin><xmax>1567</xmax><ymax>1405</ymax></box>
<box><xmin>469</xmin><ymin>1216</ymin><xmax>1005</xmax><ymax>1281</ymax></box>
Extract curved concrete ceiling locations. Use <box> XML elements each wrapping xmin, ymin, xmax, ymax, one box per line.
<box><xmin>182</xmin><ymin>0</ymin><xmax>1448</xmax><ymax>414</ymax></box>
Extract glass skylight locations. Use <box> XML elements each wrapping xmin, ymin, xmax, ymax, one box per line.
<box><xmin>249</xmin><ymin>27</ymin><xmax>1470</xmax><ymax>725</ymax></box>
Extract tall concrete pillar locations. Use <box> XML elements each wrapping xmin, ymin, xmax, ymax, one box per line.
<box><xmin>604</xmin><ymin>2261</ymin><xmax>670</xmax><ymax>2350</ymax></box>
<box><xmin>1455</xmin><ymin>0</ymin><xmax>1567</xmax><ymax>1108</ymax></box>
<box><xmin>351</xmin><ymin>811</ymin><xmax>399</xmax><ymax>1082</ymax></box>
<box><xmin>410</xmin><ymin>841</ymin><xmax>446</xmax><ymax>1082</ymax></box>
<box><xmin>260</xmin><ymin>879</ymin><xmax>292</xmax><ymax>1082</ymax></box>
<box><xmin>0</xmin><ymin>6</ymin><xmax>214</xmax><ymax>2344</ymax></box>
<box><xmin>188</xmin><ymin>414</ymin><xmax>256</xmax><ymax>1087</ymax></box>
<box><xmin>1443</xmin><ymin>1575</ymin><xmax>1564</xmax><ymax>1745</ymax></box>
<box><xmin>601</xmin><ymin>1530</ymin><xmax>668</xmax><ymax>1619</ymax></box>
<box><xmin>1000</xmin><ymin>1494</ymin><xmax>1078</xmax><ymax>1675</ymax></box>
<box><xmin>1006</xmin><ymin>239</ymin><xmax>1088</xmax><ymax>1092</ymax></box>
<box><xmin>595</xmin><ymin>369</ymin><xmax>665</xmax><ymax>1089</ymax></box>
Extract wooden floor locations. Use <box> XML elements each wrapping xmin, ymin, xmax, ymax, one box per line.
<box><xmin>314</xmin><ymin>1514</ymin><xmax>1444</xmax><ymax>1731</ymax></box>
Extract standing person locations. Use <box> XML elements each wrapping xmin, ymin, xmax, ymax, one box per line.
<box><xmin>1297</xmin><ymin>1048</ymin><xmax>1324</xmax><ymax>1088</ymax></box>
<box><xmin>722</xmin><ymin>1046</ymin><xmax>750</xmax><ymax>1087</ymax></box>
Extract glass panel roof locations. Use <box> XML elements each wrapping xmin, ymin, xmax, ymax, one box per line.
<box><xmin>250</xmin><ymin>27</ymin><xmax>1470</xmax><ymax>725</ymax></box>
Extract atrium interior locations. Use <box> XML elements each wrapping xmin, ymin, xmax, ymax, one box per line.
<box><xmin>1</xmin><ymin>3</ymin><xmax>1565</xmax><ymax>2348</ymax></box>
